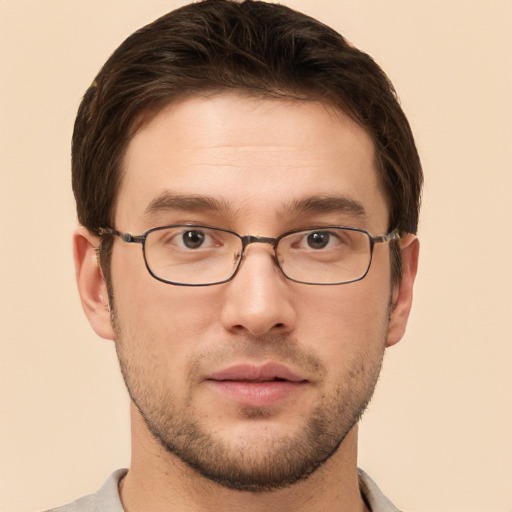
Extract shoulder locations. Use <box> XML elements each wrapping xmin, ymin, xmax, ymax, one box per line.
<box><xmin>44</xmin><ymin>493</ymin><xmax>96</xmax><ymax>512</ymax></box>
<box><xmin>358</xmin><ymin>468</ymin><xmax>403</xmax><ymax>512</ymax></box>
<box><xmin>42</xmin><ymin>469</ymin><xmax>127</xmax><ymax>512</ymax></box>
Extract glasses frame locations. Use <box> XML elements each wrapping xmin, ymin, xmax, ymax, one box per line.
<box><xmin>99</xmin><ymin>225</ymin><xmax>400</xmax><ymax>286</ymax></box>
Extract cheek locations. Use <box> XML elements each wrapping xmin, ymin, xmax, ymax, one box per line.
<box><xmin>294</xmin><ymin>282</ymin><xmax>391</xmax><ymax>364</ymax></box>
<box><xmin>111</xmin><ymin>285</ymin><xmax>227</xmax><ymax>403</ymax></box>
<box><xmin>110</xmin><ymin>249</ymin><xmax>224</xmax><ymax>352</ymax></box>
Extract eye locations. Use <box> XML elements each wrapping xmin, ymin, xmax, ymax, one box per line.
<box><xmin>305</xmin><ymin>231</ymin><xmax>332</xmax><ymax>249</ymax></box>
<box><xmin>285</xmin><ymin>228</ymin><xmax>355</xmax><ymax>253</ymax></box>
<box><xmin>181</xmin><ymin>230</ymin><xmax>207</xmax><ymax>249</ymax></box>
<box><xmin>287</xmin><ymin>230</ymin><xmax>341</xmax><ymax>251</ymax></box>
<box><xmin>155</xmin><ymin>228</ymin><xmax>220</xmax><ymax>251</ymax></box>
<box><xmin>285</xmin><ymin>229</ymin><xmax>356</xmax><ymax>259</ymax></box>
<box><xmin>148</xmin><ymin>226</ymin><xmax>228</xmax><ymax>258</ymax></box>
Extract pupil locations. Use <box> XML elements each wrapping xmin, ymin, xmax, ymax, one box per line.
<box><xmin>307</xmin><ymin>232</ymin><xmax>329</xmax><ymax>249</ymax></box>
<box><xmin>183</xmin><ymin>230</ymin><xmax>205</xmax><ymax>249</ymax></box>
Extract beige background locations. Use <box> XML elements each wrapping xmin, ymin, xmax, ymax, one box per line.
<box><xmin>1</xmin><ymin>1</ymin><xmax>511</xmax><ymax>511</ymax></box>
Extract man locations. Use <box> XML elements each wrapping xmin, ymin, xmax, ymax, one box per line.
<box><xmin>55</xmin><ymin>0</ymin><xmax>422</xmax><ymax>510</ymax></box>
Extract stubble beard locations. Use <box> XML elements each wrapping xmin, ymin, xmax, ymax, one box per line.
<box><xmin>110</xmin><ymin>302</ymin><xmax>387</xmax><ymax>492</ymax></box>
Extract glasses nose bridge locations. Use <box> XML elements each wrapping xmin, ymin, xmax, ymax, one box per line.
<box><xmin>241</xmin><ymin>234</ymin><xmax>278</xmax><ymax>248</ymax></box>
<box><xmin>239</xmin><ymin>234</ymin><xmax>279</xmax><ymax>264</ymax></box>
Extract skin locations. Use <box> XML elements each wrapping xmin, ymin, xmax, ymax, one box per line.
<box><xmin>74</xmin><ymin>93</ymin><xmax>419</xmax><ymax>512</ymax></box>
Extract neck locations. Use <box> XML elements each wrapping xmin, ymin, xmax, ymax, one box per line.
<box><xmin>120</xmin><ymin>406</ymin><xmax>369</xmax><ymax>512</ymax></box>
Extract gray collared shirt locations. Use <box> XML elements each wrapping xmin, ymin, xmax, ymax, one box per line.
<box><xmin>45</xmin><ymin>468</ymin><xmax>402</xmax><ymax>512</ymax></box>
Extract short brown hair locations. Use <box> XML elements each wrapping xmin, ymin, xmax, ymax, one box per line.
<box><xmin>72</xmin><ymin>0</ymin><xmax>422</xmax><ymax>284</ymax></box>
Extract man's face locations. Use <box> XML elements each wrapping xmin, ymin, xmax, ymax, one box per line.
<box><xmin>109</xmin><ymin>94</ymin><xmax>397</xmax><ymax>490</ymax></box>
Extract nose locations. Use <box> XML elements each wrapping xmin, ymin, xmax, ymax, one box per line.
<box><xmin>220</xmin><ymin>244</ymin><xmax>297</xmax><ymax>336</ymax></box>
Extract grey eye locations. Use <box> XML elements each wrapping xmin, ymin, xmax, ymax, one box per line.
<box><xmin>306</xmin><ymin>231</ymin><xmax>331</xmax><ymax>249</ymax></box>
<box><xmin>182</xmin><ymin>230</ymin><xmax>206</xmax><ymax>249</ymax></box>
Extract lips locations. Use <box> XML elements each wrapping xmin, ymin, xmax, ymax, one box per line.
<box><xmin>206</xmin><ymin>363</ymin><xmax>307</xmax><ymax>407</ymax></box>
<box><xmin>208</xmin><ymin>363</ymin><xmax>306</xmax><ymax>383</ymax></box>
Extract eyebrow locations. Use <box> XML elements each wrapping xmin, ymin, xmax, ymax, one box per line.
<box><xmin>281</xmin><ymin>194</ymin><xmax>367</xmax><ymax>219</ymax></box>
<box><xmin>143</xmin><ymin>192</ymin><xmax>232</xmax><ymax>217</ymax></box>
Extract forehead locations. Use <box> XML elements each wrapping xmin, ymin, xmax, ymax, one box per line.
<box><xmin>117</xmin><ymin>93</ymin><xmax>388</xmax><ymax>232</ymax></box>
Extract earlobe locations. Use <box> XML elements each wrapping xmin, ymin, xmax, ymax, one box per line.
<box><xmin>73</xmin><ymin>226</ymin><xmax>115</xmax><ymax>340</ymax></box>
<box><xmin>386</xmin><ymin>234</ymin><xmax>419</xmax><ymax>347</ymax></box>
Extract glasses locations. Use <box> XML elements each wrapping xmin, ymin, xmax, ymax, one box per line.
<box><xmin>99</xmin><ymin>225</ymin><xmax>400</xmax><ymax>286</ymax></box>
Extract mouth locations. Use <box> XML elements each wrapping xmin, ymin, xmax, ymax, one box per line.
<box><xmin>205</xmin><ymin>363</ymin><xmax>308</xmax><ymax>408</ymax></box>
<box><xmin>208</xmin><ymin>362</ymin><xmax>306</xmax><ymax>382</ymax></box>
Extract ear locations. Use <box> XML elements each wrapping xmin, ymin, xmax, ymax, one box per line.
<box><xmin>73</xmin><ymin>226</ymin><xmax>115</xmax><ymax>340</ymax></box>
<box><xmin>386</xmin><ymin>234</ymin><xmax>419</xmax><ymax>347</ymax></box>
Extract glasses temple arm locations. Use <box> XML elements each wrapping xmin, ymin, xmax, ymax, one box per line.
<box><xmin>372</xmin><ymin>229</ymin><xmax>401</xmax><ymax>244</ymax></box>
<box><xmin>98</xmin><ymin>228</ymin><xmax>145</xmax><ymax>244</ymax></box>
